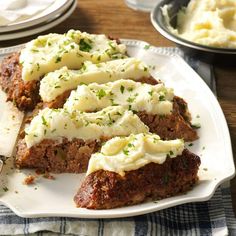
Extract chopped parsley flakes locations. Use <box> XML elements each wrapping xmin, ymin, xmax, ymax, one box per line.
<box><xmin>3</xmin><ymin>187</ymin><xmax>8</xmax><ymax>192</ymax></box>
<box><xmin>55</xmin><ymin>56</ymin><xmax>62</xmax><ymax>63</ymax></box>
<box><xmin>41</xmin><ymin>116</ymin><xmax>48</xmax><ymax>126</ymax></box>
<box><xmin>144</xmin><ymin>44</ymin><xmax>151</xmax><ymax>50</ymax></box>
<box><xmin>79</xmin><ymin>39</ymin><xmax>92</xmax><ymax>52</ymax></box>
<box><xmin>120</xmin><ymin>85</ymin><xmax>125</xmax><ymax>94</ymax></box>
<box><xmin>123</xmin><ymin>149</ymin><xmax>129</xmax><ymax>155</ymax></box>
<box><xmin>97</xmin><ymin>89</ymin><xmax>106</xmax><ymax>100</ymax></box>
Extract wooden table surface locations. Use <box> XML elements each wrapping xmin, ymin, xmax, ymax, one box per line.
<box><xmin>1</xmin><ymin>0</ymin><xmax>236</xmax><ymax>214</ymax></box>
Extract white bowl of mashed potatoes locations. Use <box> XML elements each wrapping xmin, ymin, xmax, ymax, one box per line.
<box><xmin>151</xmin><ymin>0</ymin><xmax>236</xmax><ymax>62</ymax></box>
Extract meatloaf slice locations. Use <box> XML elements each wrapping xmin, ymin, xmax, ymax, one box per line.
<box><xmin>0</xmin><ymin>53</ymin><xmax>41</xmax><ymax>111</ymax></box>
<box><xmin>0</xmin><ymin>52</ymin><xmax>158</xmax><ymax>111</ymax></box>
<box><xmin>15</xmin><ymin>138</ymin><xmax>102</xmax><ymax>173</ymax></box>
<box><xmin>137</xmin><ymin>96</ymin><xmax>197</xmax><ymax>141</ymax></box>
<box><xmin>74</xmin><ymin>149</ymin><xmax>200</xmax><ymax>209</ymax></box>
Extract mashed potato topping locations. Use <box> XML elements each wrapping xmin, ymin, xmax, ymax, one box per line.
<box><xmin>64</xmin><ymin>79</ymin><xmax>173</xmax><ymax>115</ymax></box>
<box><xmin>20</xmin><ymin>30</ymin><xmax>127</xmax><ymax>81</ymax></box>
<box><xmin>39</xmin><ymin>58</ymin><xmax>150</xmax><ymax>102</ymax></box>
<box><xmin>25</xmin><ymin>106</ymin><xmax>149</xmax><ymax>148</ymax></box>
<box><xmin>87</xmin><ymin>133</ymin><xmax>184</xmax><ymax>176</ymax></box>
<box><xmin>162</xmin><ymin>0</ymin><xmax>236</xmax><ymax>48</ymax></box>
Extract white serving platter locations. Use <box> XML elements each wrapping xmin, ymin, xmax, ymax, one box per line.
<box><xmin>0</xmin><ymin>40</ymin><xmax>234</xmax><ymax>218</ymax></box>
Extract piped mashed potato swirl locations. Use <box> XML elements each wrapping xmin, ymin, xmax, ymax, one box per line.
<box><xmin>64</xmin><ymin>79</ymin><xmax>174</xmax><ymax>115</ymax></box>
<box><xmin>39</xmin><ymin>58</ymin><xmax>150</xmax><ymax>102</ymax></box>
<box><xmin>24</xmin><ymin>106</ymin><xmax>149</xmax><ymax>148</ymax></box>
<box><xmin>20</xmin><ymin>30</ymin><xmax>127</xmax><ymax>81</ymax></box>
<box><xmin>87</xmin><ymin>133</ymin><xmax>184</xmax><ymax>176</ymax></box>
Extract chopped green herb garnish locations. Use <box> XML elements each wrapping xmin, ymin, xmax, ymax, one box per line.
<box><xmin>159</xmin><ymin>95</ymin><xmax>165</xmax><ymax>101</ymax></box>
<box><xmin>3</xmin><ymin>187</ymin><xmax>8</xmax><ymax>192</ymax></box>
<box><xmin>76</xmin><ymin>52</ymin><xmax>84</xmax><ymax>57</ymax></box>
<box><xmin>123</xmin><ymin>149</ymin><xmax>129</xmax><ymax>155</ymax></box>
<box><xmin>108</xmin><ymin>41</ymin><xmax>116</xmax><ymax>50</ymax></box>
<box><xmin>115</xmin><ymin>111</ymin><xmax>122</xmax><ymax>116</ymax></box>
<box><xmin>188</xmin><ymin>143</ymin><xmax>193</xmax><ymax>147</ymax></box>
<box><xmin>120</xmin><ymin>85</ymin><xmax>125</xmax><ymax>94</ymax></box>
<box><xmin>144</xmin><ymin>44</ymin><xmax>151</xmax><ymax>50</ymax></box>
<box><xmin>79</xmin><ymin>39</ymin><xmax>92</xmax><ymax>52</ymax></box>
<box><xmin>55</xmin><ymin>56</ymin><xmax>62</xmax><ymax>63</ymax></box>
<box><xmin>85</xmin><ymin>120</ymin><xmax>90</xmax><ymax>126</ymax></box>
<box><xmin>148</xmin><ymin>90</ymin><xmax>153</xmax><ymax>96</ymax></box>
<box><xmin>110</xmin><ymin>98</ymin><xmax>119</xmax><ymax>106</ymax></box>
<box><xmin>80</xmin><ymin>82</ymin><xmax>87</xmax><ymax>86</ymax></box>
<box><xmin>41</xmin><ymin>116</ymin><xmax>48</xmax><ymax>126</ymax></box>
<box><xmin>153</xmin><ymin>137</ymin><xmax>159</xmax><ymax>143</ymax></box>
<box><xmin>97</xmin><ymin>89</ymin><xmax>106</xmax><ymax>100</ymax></box>
<box><xmin>127</xmin><ymin>143</ymin><xmax>135</xmax><ymax>148</ymax></box>
<box><xmin>109</xmin><ymin>91</ymin><xmax>114</xmax><ymax>96</ymax></box>
<box><xmin>191</xmin><ymin>123</ymin><xmax>201</xmax><ymax>129</ymax></box>
<box><xmin>127</xmin><ymin>97</ymin><xmax>135</xmax><ymax>103</ymax></box>
<box><xmin>54</xmin><ymin>85</ymin><xmax>61</xmax><ymax>89</ymax></box>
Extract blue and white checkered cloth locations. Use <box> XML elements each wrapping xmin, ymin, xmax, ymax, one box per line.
<box><xmin>1</xmin><ymin>183</ymin><xmax>236</xmax><ymax>235</ymax></box>
<box><xmin>0</xmin><ymin>47</ymin><xmax>235</xmax><ymax>236</ymax></box>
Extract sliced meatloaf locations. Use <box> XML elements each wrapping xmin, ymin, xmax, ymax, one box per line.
<box><xmin>74</xmin><ymin>149</ymin><xmax>200</xmax><ymax>209</ymax></box>
<box><xmin>137</xmin><ymin>96</ymin><xmax>197</xmax><ymax>141</ymax></box>
<box><xmin>15</xmin><ymin>138</ymin><xmax>102</xmax><ymax>173</ymax></box>
<box><xmin>0</xmin><ymin>53</ymin><xmax>40</xmax><ymax>111</ymax></box>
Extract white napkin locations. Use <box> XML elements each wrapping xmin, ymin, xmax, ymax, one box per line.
<box><xmin>0</xmin><ymin>0</ymin><xmax>55</xmax><ymax>26</ymax></box>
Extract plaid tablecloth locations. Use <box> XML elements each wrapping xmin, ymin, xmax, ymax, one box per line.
<box><xmin>0</xmin><ymin>47</ymin><xmax>235</xmax><ymax>236</ymax></box>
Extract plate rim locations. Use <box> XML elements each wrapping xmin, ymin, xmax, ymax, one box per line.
<box><xmin>0</xmin><ymin>39</ymin><xmax>235</xmax><ymax>218</ymax></box>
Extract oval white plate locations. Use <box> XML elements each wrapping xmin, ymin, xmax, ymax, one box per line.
<box><xmin>0</xmin><ymin>40</ymin><xmax>234</xmax><ymax>218</ymax></box>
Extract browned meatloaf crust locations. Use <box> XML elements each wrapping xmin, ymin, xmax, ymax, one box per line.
<box><xmin>74</xmin><ymin>149</ymin><xmax>200</xmax><ymax>209</ymax></box>
<box><xmin>0</xmin><ymin>53</ymin><xmax>41</xmax><ymax>111</ymax></box>
<box><xmin>137</xmin><ymin>96</ymin><xmax>198</xmax><ymax>141</ymax></box>
<box><xmin>15</xmin><ymin>138</ymin><xmax>102</xmax><ymax>173</ymax></box>
<box><xmin>0</xmin><ymin>53</ymin><xmax>158</xmax><ymax>111</ymax></box>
